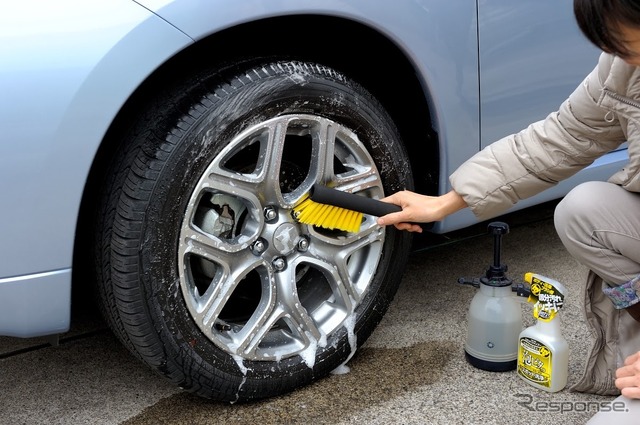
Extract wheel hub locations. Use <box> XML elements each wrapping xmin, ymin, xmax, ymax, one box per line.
<box><xmin>272</xmin><ymin>222</ymin><xmax>299</xmax><ymax>254</ymax></box>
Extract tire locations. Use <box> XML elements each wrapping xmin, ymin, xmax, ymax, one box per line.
<box><xmin>95</xmin><ymin>60</ymin><xmax>414</xmax><ymax>402</ymax></box>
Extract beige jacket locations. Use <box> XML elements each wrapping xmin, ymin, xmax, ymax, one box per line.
<box><xmin>450</xmin><ymin>52</ymin><xmax>640</xmax><ymax>395</ymax></box>
<box><xmin>451</xmin><ymin>52</ymin><xmax>639</xmax><ymax>221</ymax></box>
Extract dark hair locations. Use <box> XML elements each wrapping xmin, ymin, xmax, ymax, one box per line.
<box><xmin>574</xmin><ymin>0</ymin><xmax>640</xmax><ymax>57</ymax></box>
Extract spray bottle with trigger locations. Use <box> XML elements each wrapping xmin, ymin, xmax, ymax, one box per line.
<box><xmin>458</xmin><ymin>222</ymin><xmax>529</xmax><ymax>372</ymax></box>
<box><xmin>517</xmin><ymin>273</ymin><xmax>569</xmax><ymax>392</ymax></box>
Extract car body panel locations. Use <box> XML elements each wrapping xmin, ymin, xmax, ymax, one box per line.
<box><xmin>0</xmin><ymin>1</ymin><xmax>191</xmax><ymax>279</ymax></box>
<box><xmin>0</xmin><ymin>0</ymin><xmax>192</xmax><ymax>336</ymax></box>
<box><xmin>438</xmin><ymin>0</ymin><xmax>624</xmax><ymax>232</ymax></box>
<box><xmin>0</xmin><ymin>0</ymin><xmax>626</xmax><ymax>337</ymax></box>
<box><xmin>0</xmin><ymin>270</ymin><xmax>70</xmax><ymax>337</ymax></box>
<box><xmin>478</xmin><ymin>0</ymin><xmax>601</xmax><ymax>146</ymax></box>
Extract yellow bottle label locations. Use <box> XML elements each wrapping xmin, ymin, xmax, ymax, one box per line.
<box><xmin>525</xmin><ymin>273</ymin><xmax>565</xmax><ymax>322</ymax></box>
<box><xmin>518</xmin><ymin>337</ymin><xmax>552</xmax><ymax>387</ymax></box>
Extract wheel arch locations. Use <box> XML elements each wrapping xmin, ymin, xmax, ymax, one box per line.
<box><xmin>73</xmin><ymin>14</ymin><xmax>440</xmax><ymax>290</ymax></box>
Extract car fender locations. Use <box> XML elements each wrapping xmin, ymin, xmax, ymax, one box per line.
<box><xmin>0</xmin><ymin>0</ymin><xmax>192</xmax><ymax>336</ymax></box>
<box><xmin>138</xmin><ymin>0</ymin><xmax>482</xmax><ymax>209</ymax></box>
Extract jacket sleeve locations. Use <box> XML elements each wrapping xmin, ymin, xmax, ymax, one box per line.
<box><xmin>450</xmin><ymin>53</ymin><xmax>626</xmax><ymax>221</ymax></box>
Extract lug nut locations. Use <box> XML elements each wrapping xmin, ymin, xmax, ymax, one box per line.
<box><xmin>251</xmin><ymin>239</ymin><xmax>267</xmax><ymax>255</ymax></box>
<box><xmin>264</xmin><ymin>206</ymin><xmax>278</xmax><ymax>222</ymax></box>
<box><xmin>297</xmin><ymin>237</ymin><xmax>310</xmax><ymax>252</ymax></box>
<box><xmin>272</xmin><ymin>257</ymin><xmax>287</xmax><ymax>272</ymax></box>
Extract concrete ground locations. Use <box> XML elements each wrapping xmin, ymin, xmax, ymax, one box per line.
<box><xmin>1</xmin><ymin>204</ymin><xmax>639</xmax><ymax>424</ymax></box>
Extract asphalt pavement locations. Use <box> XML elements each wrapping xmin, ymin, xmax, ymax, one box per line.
<box><xmin>1</xmin><ymin>204</ymin><xmax>639</xmax><ymax>425</ymax></box>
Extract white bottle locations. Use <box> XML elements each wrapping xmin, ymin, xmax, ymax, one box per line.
<box><xmin>465</xmin><ymin>283</ymin><xmax>522</xmax><ymax>371</ymax></box>
<box><xmin>517</xmin><ymin>273</ymin><xmax>569</xmax><ymax>392</ymax></box>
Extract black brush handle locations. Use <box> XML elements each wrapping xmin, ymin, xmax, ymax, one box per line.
<box><xmin>310</xmin><ymin>184</ymin><xmax>402</xmax><ymax>217</ymax></box>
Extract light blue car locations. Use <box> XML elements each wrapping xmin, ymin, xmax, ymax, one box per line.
<box><xmin>0</xmin><ymin>0</ymin><xmax>624</xmax><ymax>401</ymax></box>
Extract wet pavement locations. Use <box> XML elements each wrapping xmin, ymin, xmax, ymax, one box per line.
<box><xmin>2</xmin><ymin>204</ymin><xmax>639</xmax><ymax>424</ymax></box>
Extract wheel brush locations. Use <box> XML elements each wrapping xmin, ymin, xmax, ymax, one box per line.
<box><xmin>293</xmin><ymin>184</ymin><xmax>401</xmax><ymax>233</ymax></box>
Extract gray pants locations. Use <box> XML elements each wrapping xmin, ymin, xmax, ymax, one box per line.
<box><xmin>554</xmin><ymin>181</ymin><xmax>640</xmax><ymax>286</ymax></box>
<box><xmin>554</xmin><ymin>180</ymin><xmax>640</xmax><ymax>396</ymax></box>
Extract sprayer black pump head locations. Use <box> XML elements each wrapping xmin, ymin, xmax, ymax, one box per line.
<box><xmin>482</xmin><ymin>222</ymin><xmax>513</xmax><ymax>287</ymax></box>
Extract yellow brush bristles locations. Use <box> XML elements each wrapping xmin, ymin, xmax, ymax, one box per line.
<box><xmin>293</xmin><ymin>196</ymin><xmax>363</xmax><ymax>233</ymax></box>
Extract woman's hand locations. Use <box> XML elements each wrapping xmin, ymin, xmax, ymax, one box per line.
<box><xmin>376</xmin><ymin>189</ymin><xmax>467</xmax><ymax>233</ymax></box>
<box><xmin>616</xmin><ymin>351</ymin><xmax>640</xmax><ymax>399</ymax></box>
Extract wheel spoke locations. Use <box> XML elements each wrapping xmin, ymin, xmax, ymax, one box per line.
<box><xmin>230</xmin><ymin>265</ymin><xmax>324</xmax><ymax>358</ymax></box>
<box><xmin>227</xmin><ymin>280</ymin><xmax>280</xmax><ymax>356</ymax></box>
<box><xmin>195</xmin><ymin>170</ymin><xmax>264</xmax><ymax>214</ymax></box>
<box><xmin>182</xmin><ymin>220</ymin><xmax>252</xmax><ymax>255</ymax></box>
<box><xmin>274</xmin><ymin>268</ymin><xmax>323</xmax><ymax>342</ymax></box>
<box><xmin>308</xmin><ymin>119</ymin><xmax>337</xmax><ymax>183</ymax></box>
<box><xmin>181</xmin><ymin>225</ymin><xmax>264</xmax><ymax>322</ymax></box>
<box><xmin>259</xmin><ymin>119</ymin><xmax>290</xmax><ymax>202</ymax></box>
<box><xmin>333</xmin><ymin>170</ymin><xmax>381</xmax><ymax>193</ymax></box>
<box><xmin>201</xmin><ymin>118</ymin><xmax>290</xmax><ymax>205</ymax></box>
<box><xmin>308</xmin><ymin>225</ymin><xmax>385</xmax><ymax>303</ymax></box>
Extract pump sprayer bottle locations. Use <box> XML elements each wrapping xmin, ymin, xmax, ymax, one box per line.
<box><xmin>459</xmin><ymin>222</ymin><xmax>523</xmax><ymax>372</ymax></box>
<box><xmin>517</xmin><ymin>273</ymin><xmax>569</xmax><ymax>392</ymax></box>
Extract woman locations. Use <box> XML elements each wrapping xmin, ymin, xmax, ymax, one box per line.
<box><xmin>377</xmin><ymin>0</ymin><xmax>640</xmax><ymax>399</ymax></box>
